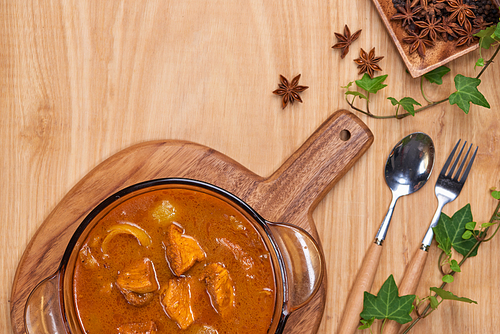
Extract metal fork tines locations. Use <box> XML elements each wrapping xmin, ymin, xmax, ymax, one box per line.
<box><xmin>421</xmin><ymin>139</ymin><xmax>478</xmax><ymax>250</ymax></box>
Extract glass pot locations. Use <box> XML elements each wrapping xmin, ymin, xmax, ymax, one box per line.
<box><xmin>25</xmin><ymin>178</ymin><xmax>324</xmax><ymax>334</ymax></box>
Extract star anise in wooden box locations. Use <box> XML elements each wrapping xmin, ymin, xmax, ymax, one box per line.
<box><xmin>403</xmin><ymin>31</ymin><xmax>435</xmax><ymax>57</ymax></box>
<box><xmin>446</xmin><ymin>0</ymin><xmax>476</xmax><ymax>29</ymax></box>
<box><xmin>391</xmin><ymin>1</ymin><xmax>422</xmax><ymax>27</ymax></box>
<box><xmin>369</xmin><ymin>0</ymin><xmax>500</xmax><ymax>77</ymax></box>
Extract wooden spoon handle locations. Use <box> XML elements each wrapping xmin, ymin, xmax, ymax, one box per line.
<box><xmin>383</xmin><ymin>248</ymin><xmax>428</xmax><ymax>334</ymax></box>
<box><xmin>338</xmin><ymin>242</ymin><xmax>383</xmax><ymax>334</ymax></box>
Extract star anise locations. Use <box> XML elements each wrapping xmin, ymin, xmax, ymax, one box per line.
<box><xmin>423</xmin><ymin>0</ymin><xmax>446</xmax><ymax>19</ymax></box>
<box><xmin>272</xmin><ymin>74</ymin><xmax>309</xmax><ymax>109</ymax></box>
<box><xmin>446</xmin><ymin>0</ymin><xmax>476</xmax><ymax>29</ymax></box>
<box><xmin>403</xmin><ymin>31</ymin><xmax>435</xmax><ymax>57</ymax></box>
<box><xmin>455</xmin><ymin>23</ymin><xmax>478</xmax><ymax>46</ymax></box>
<box><xmin>353</xmin><ymin>48</ymin><xmax>384</xmax><ymax>78</ymax></box>
<box><xmin>391</xmin><ymin>0</ymin><xmax>422</xmax><ymax>27</ymax></box>
<box><xmin>436</xmin><ymin>15</ymin><xmax>460</xmax><ymax>39</ymax></box>
<box><xmin>415</xmin><ymin>16</ymin><xmax>442</xmax><ymax>41</ymax></box>
<box><xmin>411</xmin><ymin>0</ymin><xmax>426</xmax><ymax>8</ymax></box>
<box><xmin>472</xmin><ymin>16</ymin><xmax>491</xmax><ymax>34</ymax></box>
<box><xmin>332</xmin><ymin>25</ymin><xmax>362</xmax><ymax>59</ymax></box>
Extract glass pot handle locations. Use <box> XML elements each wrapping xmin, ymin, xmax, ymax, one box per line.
<box><xmin>268</xmin><ymin>222</ymin><xmax>324</xmax><ymax>313</ymax></box>
<box><xmin>25</xmin><ymin>273</ymin><xmax>68</xmax><ymax>334</ymax></box>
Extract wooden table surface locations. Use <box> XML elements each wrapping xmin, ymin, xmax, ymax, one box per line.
<box><xmin>2</xmin><ymin>1</ymin><xmax>499</xmax><ymax>333</ymax></box>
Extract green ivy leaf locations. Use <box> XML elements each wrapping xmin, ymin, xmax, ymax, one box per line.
<box><xmin>387</xmin><ymin>97</ymin><xmax>398</xmax><ymax>105</ymax></box>
<box><xmin>465</xmin><ymin>222</ymin><xmax>476</xmax><ymax>230</ymax></box>
<box><xmin>474</xmin><ymin>58</ymin><xmax>484</xmax><ymax>70</ymax></box>
<box><xmin>481</xmin><ymin>222</ymin><xmax>496</xmax><ymax>228</ymax></box>
<box><xmin>433</xmin><ymin>204</ymin><xmax>478</xmax><ymax>257</ymax></box>
<box><xmin>462</xmin><ymin>230</ymin><xmax>473</xmax><ymax>239</ymax></box>
<box><xmin>430</xmin><ymin>287</ymin><xmax>477</xmax><ymax>304</ymax></box>
<box><xmin>495</xmin><ymin>22</ymin><xmax>500</xmax><ymax>39</ymax></box>
<box><xmin>355</xmin><ymin>73</ymin><xmax>388</xmax><ymax>94</ymax></box>
<box><xmin>449</xmin><ymin>75</ymin><xmax>490</xmax><ymax>114</ymax></box>
<box><xmin>358</xmin><ymin>317</ymin><xmax>375</xmax><ymax>330</ymax></box>
<box><xmin>360</xmin><ymin>275</ymin><xmax>415</xmax><ymax>325</ymax></box>
<box><xmin>475</xmin><ymin>25</ymin><xmax>498</xmax><ymax>49</ymax></box>
<box><xmin>450</xmin><ymin>259</ymin><xmax>461</xmax><ymax>272</ymax></box>
<box><xmin>492</xmin><ymin>190</ymin><xmax>500</xmax><ymax>200</ymax></box>
<box><xmin>429</xmin><ymin>295</ymin><xmax>439</xmax><ymax>309</ymax></box>
<box><xmin>341</xmin><ymin>81</ymin><xmax>354</xmax><ymax>90</ymax></box>
<box><xmin>343</xmin><ymin>81</ymin><xmax>369</xmax><ymax>101</ymax></box>
<box><xmin>346</xmin><ymin>90</ymin><xmax>369</xmax><ymax>101</ymax></box>
<box><xmin>387</xmin><ymin>97</ymin><xmax>421</xmax><ymax>116</ymax></box>
<box><xmin>423</xmin><ymin>66</ymin><xmax>450</xmax><ymax>84</ymax></box>
<box><xmin>442</xmin><ymin>275</ymin><xmax>454</xmax><ymax>283</ymax></box>
<box><xmin>433</xmin><ymin>226</ymin><xmax>452</xmax><ymax>258</ymax></box>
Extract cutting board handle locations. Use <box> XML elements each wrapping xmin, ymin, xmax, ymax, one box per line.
<box><xmin>250</xmin><ymin>110</ymin><xmax>373</xmax><ymax>223</ymax></box>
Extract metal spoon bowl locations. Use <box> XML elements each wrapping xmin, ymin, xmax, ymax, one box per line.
<box><xmin>375</xmin><ymin>132</ymin><xmax>435</xmax><ymax>243</ymax></box>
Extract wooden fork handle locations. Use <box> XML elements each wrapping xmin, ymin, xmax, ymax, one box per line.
<box><xmin>383</xmin><ymin>248</ymin><xmax>428</xmax><ymax>334</ymax></box>
<box><xmin>338</xmin><ymin>242</ymin><xmax>383</xmax><ymax>334</ymax></box>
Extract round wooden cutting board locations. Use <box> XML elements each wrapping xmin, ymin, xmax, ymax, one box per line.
<box><xmin>11</xmin><ymin>110</ymin><xmax>373</xmax><ymax>334</ymax></box>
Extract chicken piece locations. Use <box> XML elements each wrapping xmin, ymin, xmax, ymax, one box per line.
<box><xmin>78</xmin><ymin>245</ymin><xmax>99</xmax><ymax>269</ymax></box>
<box><xmin>229</xmin><ymin>215</ymin><xmax>246</xmax><ymax>231</ymax></box>
<box><xmin>152</xmin><ymin>200</ymin><xmax>176</xmax><ymax>223</ymax></box>
<box><xmin>117</xmin><ymin>320</ymin><xmax>157</xmax><ymax>334</ymax></box>
<box><xmin>201</xmin><ymin>263</ymin><xmax>235</xmax><ymax>317</ymax></box>
<box><xmin>116</xmin><ymin>258</ymin><xmax>158</xmax><ymax>306</ymax></box>
<box><xmin>165</xmin><ymin>224</ymin><xmax>205</xmax><ymax>276</ymax></box>
<box><xmin>218</xmin><ymin>238</ymin><xmax>254</xmax><ymax>271</ymax></box>
<box><xmin>162</xmin><ymin>277</ymin><xmax>195</xmax><ymax>330</ymax></box>
<box><xmin>117</xmin><ymin>288</ymin><xmax>154</xmax><ymax>307</ymax></box>
<box><xmin>117</xmin><ymin>258</ymin><xmax>158</xmax><ymax>293</ymax></box>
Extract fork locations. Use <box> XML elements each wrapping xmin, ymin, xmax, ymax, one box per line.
<box><xmin>383</xmin><ymin>140</ymin><xmax>478</xmax><ymax>334</ymax></box>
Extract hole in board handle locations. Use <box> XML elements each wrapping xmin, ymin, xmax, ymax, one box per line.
<box><xmin>339</xmin><ymin>129</ymin><xmax>351</xmax><ymax>141</ymax></box>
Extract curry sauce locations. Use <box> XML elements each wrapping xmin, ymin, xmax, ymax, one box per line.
<box><xmin>73</xmin><ymin>188</ymin><xmax>276</xmax><ymax>333</ymax></box>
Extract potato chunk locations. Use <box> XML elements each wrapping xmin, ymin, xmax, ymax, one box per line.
<box><xmin>162</xmin><ymin>277</ymin><xmax>195</xmax><ymax>330</ymax></box>
<box><xmin>152</xmin><ymin>200</ymin><xmax>176</xmax><ymax>223</ymax></box>
<box><xmin>165</xmin><ymin>224</ymin><xmax>205</xmax><ymax>276</ymax></box>
<box><xmin>117</xmin><ymin>320</ymin><xmax>157</xmax><ymax>334</ymax></box>
<box><xmin>201</xmin><ymin>263</ymin><xmax>235</xmax><ymax>317</ymax></box>
<box><xmin>116</xmin><ymin>258</ymin><xmax>158</xmax><ymax>306</ymax></box>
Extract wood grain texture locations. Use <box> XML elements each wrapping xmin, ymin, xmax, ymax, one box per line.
<box><xmin>383</xmin><ymin>248</ymin><xmax>429</xmax><ymax>334</ymax></box>
<box><xmin>11</xmin><ymin>110</ymin><xmax>374</xmax><ymax>334</ymax></box>
<box><xmin>1</xmin><ymin>1</ymin><xmax>500</xmax><ymax>334</ymax></box>
<box><xmin>338</xmin><ymin>242</ymin><xmax>384</xmax><ymax>334</ymax></box>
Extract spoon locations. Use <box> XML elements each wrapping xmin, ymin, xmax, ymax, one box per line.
<box><xmin>338</xmin><ymin>132</ymin><xmax>435</xmax><ymax>334</ymax></box>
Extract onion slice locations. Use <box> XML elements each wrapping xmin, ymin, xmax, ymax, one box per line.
<box><xmin>101</xmin><ymin>223</ymin><xmax>152</xmax><ymax>255</ymax></box>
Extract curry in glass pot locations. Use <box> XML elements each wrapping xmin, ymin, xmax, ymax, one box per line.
<box><xmin>73</xmin><ymin>188</ymin><xmax>276</xmax><ymax>333</ymax></box>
